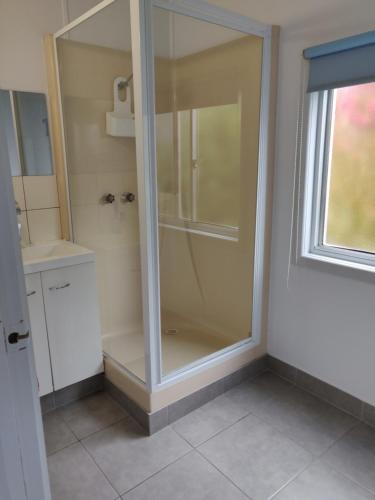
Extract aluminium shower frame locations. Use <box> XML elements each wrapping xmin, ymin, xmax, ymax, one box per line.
<box><xmin>53</xmin><ymin>0</ymin><xmax>274</xmax><ymax>393</ymax></box>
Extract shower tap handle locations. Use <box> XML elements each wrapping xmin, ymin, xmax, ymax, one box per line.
<box><xmin>121</xmin><ymin>192</ymin><xmax>135</xmax><ymax>203</ymax></box>
<box><xmin>103</xmin><ymin>193</ymin><xmax>116</xmax><ymax>204</ymax></box>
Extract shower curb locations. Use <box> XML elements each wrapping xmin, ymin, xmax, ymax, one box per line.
<box><xmin>104</xmin><ymin>355</ymin><xmax>268</xmax><ymax>434</ymax></box>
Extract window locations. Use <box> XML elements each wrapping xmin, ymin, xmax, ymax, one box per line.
<box><xmin>156</xmin><ymin>103</ymin><xmax>241</xmax><ymax>240</ymax></box>
<box><xmin>301</xmin><ymin>32</ymin><xmax>375</xmax><ymax>273</ymax></box>
<box><xmin>325</xmin><ymin>83</ymin><xmax>375</xmax><ymax>253</ymax></box>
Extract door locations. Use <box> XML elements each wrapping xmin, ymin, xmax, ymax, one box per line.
<box><xmin>0</xmin><ymin>99</ymin><xmax>51</xmax><ymax>499</ymax></box>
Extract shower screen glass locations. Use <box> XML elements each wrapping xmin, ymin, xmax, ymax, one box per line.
<box><xmin>153</xmin><ymin>8</ymin><xmax>263</xmax><ymax>376</ymax></box>
<box><xmin>56</xmin><ymin>0</ymin><xmax>146</xmax><ymax>382</ymax></box>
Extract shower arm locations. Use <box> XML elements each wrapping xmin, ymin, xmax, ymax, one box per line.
<box><xmin>118</xmin><ymin>74</ymin><xmax>133</xmax><ymax>90</ymax></box>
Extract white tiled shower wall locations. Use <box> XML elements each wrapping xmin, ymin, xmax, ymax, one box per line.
<box><xmin>12</xmin><ymin>175</ymin><xmax>61</xmax><ymax>245</ymax></box>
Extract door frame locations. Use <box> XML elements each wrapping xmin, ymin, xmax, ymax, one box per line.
<box><xmin>0</xmin><ymin>106</ymin><xmax>51</xmax><ymax>498</ymax></box>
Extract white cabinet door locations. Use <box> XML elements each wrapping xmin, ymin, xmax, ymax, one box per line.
<box><xmin>41</xmin><ymin>262</ymin><xmax>103</xmax><ymax>390</ymax></box>
<box><xmin>25</xmin><ymin>273</ymin><xmax>53</xmax><ymax>396</ymax></box>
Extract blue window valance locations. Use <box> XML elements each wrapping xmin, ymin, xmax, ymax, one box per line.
<box><xmin>304</xmin><ymin>30</ymin><xmax>375</xmax><ymax>92</ymax></box>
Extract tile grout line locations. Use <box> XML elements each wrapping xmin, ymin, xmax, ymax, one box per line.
<box><xmin>194</xmin><ymin>447</ymin><xmax>253</xmax><ymax>500</ymax></box>
<box><xmin>80</xmin><ymin>435</ymin><xmax>125</xmax><ymax>497</ymax></box>
<box><xmin>45</xmin><ymin>410</ymin><xmax>130</xmax><ymax>458</ymax></box>
<box><xmin>191</xmin><ymin>396</ymin><xmax>363</xmax><ymax>500</ymax></box>
<box><xmin>190</xmin><ymin>371</ymin><xmax>375</xmax><ymax>499</ymax></box>
<box><xmin>318</xmin><ymin>460</ymin><xmax>375</xmax><ymax>498</ymax></box>
<box><xmin>80</xmin><ymin>422</ymin><xmax>194</xmax><ymax>498</ymax></box>
<box><xmin>117</xmin><ymin>447</ymin><xmax>195</xmax><ymax>498</ymax></box>
<box><xmin>315</xmin><ymin>420</ymin><xmax>375</xmax><ymax>497</ymax></box>
<box><xmin>265</xmin><ymin>408</ymin><xmax>362</xmax><ymax>498</ymax></box>
<box><xmin>50</xmin><ymin>439</ymin><xmax>119</xmax><ymax>499</ymax></box>
<box><xmin>171</xmin><ymin>406</ymin><xmax>254</xmax><ymax>449</ymax></box>
<box><xmin>268</xmin><ymin>457</ymin><xmax>317</xmax><ymax>499</ymax></box>
<box><xmin>57</xmin><ymin>405</ymin><xmax>129</xmax><ymax>442</ymax></box>
<box><xmin>169</xmin><ymin>371</ymin><xmax>291</xmax><ymax>450</ymax></box>
<box><xmin>169</xmin><ymin>423</ymin><xmax>254</xmax><ymax>499</ymax></box>
<box><xmin>178</xmin><ymin>371</ymin><xmax>363</xmax><ymax>499</ymax></box>
<box><xmin>46</xmin><ymin>439</ymin><xmax>78</xmax><ymax>459</ymax></box>
<box><xmin>243</xmin><ymin>376</ymin><xmax>363</xmax><ymax>462</ymax></box>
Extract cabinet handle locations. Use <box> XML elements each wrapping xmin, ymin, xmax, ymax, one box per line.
<box><xmin>27</xmin><ymin>290</ymin><xmax>36</xmax><ymax>297</ymax></box>
<box><xmin>49</xmin><ymin>283</ymin><xmax>71</xmax><ymax>291</ymax></box>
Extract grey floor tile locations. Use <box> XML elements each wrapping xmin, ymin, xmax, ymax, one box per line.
<box><xmin>59</xmin><ymin>392</ymin><xmax>127</xmax><ymax>439</ymax></box>
<box><xmin>223</xmin><ymin>371</ymin><xmax>294</xmax><ymax>414</ymax></box>
<box><xmin>252</xmin><ymin>385</ymin><xmax>357</xmax><ymax>456</ymax></box>
<box><xmin>82</xmin><ymin>418</ymin><xmax>192</xmax><ymax>494</ymax></box>
<box><xmin>199</xmin><ymin>413</ymin><xmax>312</xmax><ymax>500</ymax></box>
<box><xmin>172</xmin><ymin>392</ymin><xmax>249</xmax><ymax>446</ymax></box>
<box><xmin>121</xmin><ymin>451</ymin><xmax>248</xmax><ymax>500</ymax></box>
<box><xmin>48</xmin><ymin>442</ymin><xmax>118</xmax><ymax>500</ymax></box>
<box><xmin>323</xmin><ymin>424</ymin><xmax>375</xmax><ymax>493</ymax></box>
<box><xmin>43</xmin><ymin>410</ymin><xmax>77</xmax><ymax>455</ymax></box>
<box><xmin>274</xmin><ymin>460</ymin><xmax>374</xmax><ymax>500</ymax></box>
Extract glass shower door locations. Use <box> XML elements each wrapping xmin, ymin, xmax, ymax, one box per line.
<box><xmin>55</xmin><ymin>0</ymin><xmax>146</xmax><ymax>382</ymax></box>
<box><xmin>152</xmin><ymin>7</ymin><xmax>264</xmax><ymax>376</ymax></box>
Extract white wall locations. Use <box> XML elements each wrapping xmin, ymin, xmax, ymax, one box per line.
<box><xmin>0</xmin><ymin>0</ymin><xmax>105</xmax><ymax>91</ymax></box>
<box><xmin>0</xmin><ymin>0</ymin><xmax>62</xmax><ymax>92</ymax></box>
<box><xmin>212</xmin><ymin>0</ymin><xmax>375</xmax><ymax>406</ymax></box>
<box><xmin>267</xmin><ymin>11</ymin><xmax>375</xmax><ymax>406</ymax></box>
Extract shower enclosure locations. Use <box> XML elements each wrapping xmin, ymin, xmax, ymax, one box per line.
<box><xmin>51</xmin><ymin>0</ymin><xmax>275</xmax><ymax>404</ymax></box>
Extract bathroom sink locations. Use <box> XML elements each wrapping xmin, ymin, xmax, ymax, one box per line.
<box><xmin>22</xmin><ymin>240</ymin><xmax>95</xmax><ymax>274</ymax></box>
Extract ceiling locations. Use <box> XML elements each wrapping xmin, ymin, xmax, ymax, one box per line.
<box><xmin>62</xmin><ymin>0</ymin><xmax>375</xmax><ymax>55</ymax></box>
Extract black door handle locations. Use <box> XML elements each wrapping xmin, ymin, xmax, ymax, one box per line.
<box><xmin>8</xmin><ymin>331</ymin><xmax>30</xmax><ymax>344</ymax></box>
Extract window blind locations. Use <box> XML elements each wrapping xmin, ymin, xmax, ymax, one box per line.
<box><xmin>304</xmin><ymin>30</ymin><xmax>375</xmax><ymax>92</ymax></box>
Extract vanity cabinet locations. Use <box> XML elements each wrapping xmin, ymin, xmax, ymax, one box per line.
<box><xmin>26</xmin><ymin>261</ymin><xmax>102</xmax><ymax>396</ymax></box>
<box><xmin>41</xmin><ymin>262</ymin><xmax>102</xmax><ymax>391</ymax></box>
<box><xmin>25</xmin><ymin>273</ymin><xmax>53</xmax><ymax>396</ymax></box>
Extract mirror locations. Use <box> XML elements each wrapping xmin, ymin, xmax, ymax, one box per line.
<box><xmin>0</xmin><ymin>89</ymin><xmax>53</xmax><ymax>176</ymax></box>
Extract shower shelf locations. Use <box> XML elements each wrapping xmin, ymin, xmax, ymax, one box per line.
<box><xmin>106</xmin><ymin>76</ymin><xmax>135</xmax><ymax>137</ymax></box>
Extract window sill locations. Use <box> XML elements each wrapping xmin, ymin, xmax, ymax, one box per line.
<box><xmin>299</xmin><ymin>245</ymin><xmax>375</xmax><ymax>282</ymax></box>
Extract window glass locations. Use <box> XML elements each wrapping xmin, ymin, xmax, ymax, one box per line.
<box><xmin>195</xmin><ymin>103</ymin><xmax>241</xmax><ymax>228</ymax></box>
<box><xmin>158</xmin><ymin>103</ymin><xmax>241</xmax><ymax>229</ymax></box>
<box><xmin>325</xmin><ymin>82</ymin><xmax>375</xmax><ymax>253</ymax></box>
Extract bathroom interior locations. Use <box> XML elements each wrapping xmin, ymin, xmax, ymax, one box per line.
<box><xmin>3</xmin><ymin>0</ymin><xmax>375</xmax><ymax>499</ymax></box>
<box><xmin>2</xmin><ymin>0</ymin><xmax>272</xmax><ymax>419</ymax></box>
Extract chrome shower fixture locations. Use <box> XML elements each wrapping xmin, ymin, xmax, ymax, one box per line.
<box><xmin>102</xmin><ymin>193</ymin><xmax>116</xmax><ymax>204</ymax></box>
<box><xmin>118</xmin><ymin>73</ymin><xmax>133</xmax><ymax>89</ymax></box>
<box><xmin>121</xmin><ymin>192</ymin><xmax>136</xmax><ymax>203</ymax></box>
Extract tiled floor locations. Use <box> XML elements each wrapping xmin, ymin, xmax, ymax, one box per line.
<box><xmin>44</xmin><ymin>372</ymin><xmax>375</xmax><ymax>500</ymax></box>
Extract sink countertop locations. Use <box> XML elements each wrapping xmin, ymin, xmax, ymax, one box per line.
<box><xmin>22</xmin><ymin>240</ymin><xmax>95</xmax><ymax>275</ymax></box>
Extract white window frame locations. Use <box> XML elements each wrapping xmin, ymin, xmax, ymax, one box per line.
<box><xmin>299</xmin><ymin>88</ymin><xmax>375</xmax><ymax>275</ymax></box>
